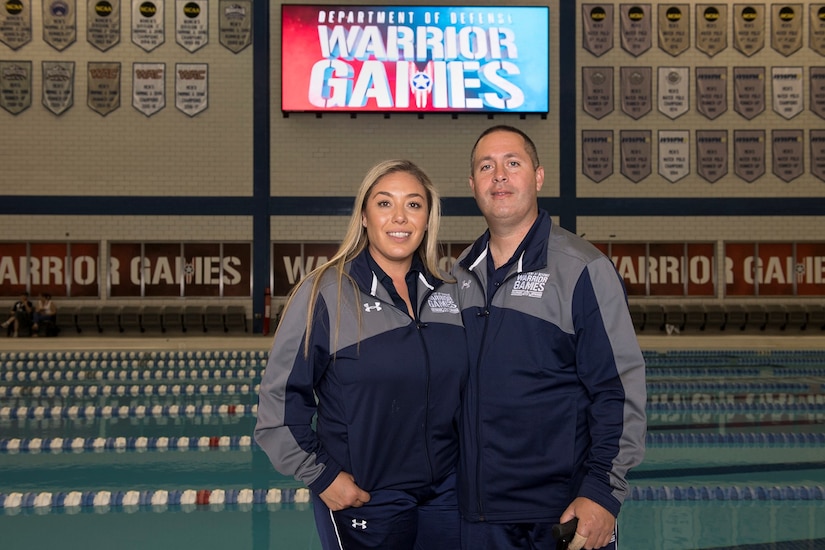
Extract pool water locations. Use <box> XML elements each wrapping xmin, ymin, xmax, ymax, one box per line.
<box><xmin>1</xmin><ymin>348</ymin><xmax>824</xmax><ymax>550</ymax></box>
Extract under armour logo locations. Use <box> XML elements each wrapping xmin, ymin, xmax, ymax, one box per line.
<box><xmin>461</xmin><ymin>280</ymin><xmax>471</xmax><ymax>289</ymax></box>
<box><xmin>352</xmin><ymin>519</ymin><xmax>367</xmax><ymax>530</ymax></box>
<box><xmin>363</xmin><ymin>302</ymin><xmax>382</xmax><ymax>312</ymax></box>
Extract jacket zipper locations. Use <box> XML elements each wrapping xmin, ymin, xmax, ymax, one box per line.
<box><xmin>472</xmin><ymin>267</ymin><xmax>522</xmax><ymax>521</ymax></box>
<box><xmin>416</xmin><ymin>284</ymin><xmax>435</xmax><ymax>484</ymax></box>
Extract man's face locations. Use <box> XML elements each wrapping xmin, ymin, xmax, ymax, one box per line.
<box><xmin>469</xmin><ymin>130</ymin><xmax>544</xmax><ymax>228</ymax></box>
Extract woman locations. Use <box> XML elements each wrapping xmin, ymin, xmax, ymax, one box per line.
<box><xmin>32</xmin><ymin>293</ymin><xmax>57</xmax><ymax>336</ymax></box>
<box><xmin>255</xmin><ymin>160</ymin><xmax>467</xmax><ymax>549</ymax></box>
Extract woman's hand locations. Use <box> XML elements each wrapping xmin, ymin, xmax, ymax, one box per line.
<box><xmin>319</xmin><ymin>471</ymin><xmax>371</xmax><ymax>511</ymax></box>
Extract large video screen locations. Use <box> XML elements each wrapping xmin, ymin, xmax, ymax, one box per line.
<box><xmin>281</xmin><ymin>5</ymin><xmax>549</xmax><ymax>114</ymax></box>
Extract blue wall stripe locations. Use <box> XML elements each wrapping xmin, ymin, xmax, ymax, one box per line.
<box><xmin>557</xmin><ymin>0</ymin><xmax>577</xmax><ymax>233</ymax></box>
<box><xmin>251</xmin><ymin>0</ymin><xmax>271</xmax><ymax>333</ymax></box>
<box><xmin>3</xmin><ymin>196</ymin><xmax>823</xmax><ymax>217</ymax></box>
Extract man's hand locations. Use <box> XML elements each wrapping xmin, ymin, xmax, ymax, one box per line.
<box><xmin>559</xmin><ymin>497</ymin><xmax>615</xmax><ymax>550</ymax></box>
<box><xmin>318</xmin><ymin>471</ymin><xmax>371</xmax><ymax>511</ymax></box>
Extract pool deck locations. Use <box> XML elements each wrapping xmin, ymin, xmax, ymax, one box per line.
<box><xmin>2</xmin><ymin>332</ymin><xmax>824</xmax><ymax>353</ymax></box>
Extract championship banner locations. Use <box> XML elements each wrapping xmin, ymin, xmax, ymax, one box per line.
<box><xmin>657</xmin><ymin>66</ymin><xmax>688</xmax><ymax>119</ymax></box>
<box><xmin>87</xmin><ymin>61</ymin><xmax>120</xmax><ymax>116</ymax></box>
<box><xmin>733</xmin><ymin>129</ymin><xmax>765</xmax><ymax>183</ymax></box>
<box><xmin>582</xmin><ymin>4</ymin><xmax>613</xmax><ymax>57</ymax></box>
<box><xmin>771</xmin><ymin>66</ymin><xmax>803</xmax><ymax>119</ymax></box>
<box><xmin>131</xmin><ymin>0</ymin><xmax>164</xmax><ymax>52</ymax></box>
<box><xmin>811</xmin><ymin>4</ymin><xmax>825</xmax><ymax>56</ymax></box>
<box><xmin>620</xmin><ymin>66</ymin><xmax>651</xmax><ymax>119</ymax></box>
<box><xmin>620</xmin><ymin>4</ymin><xmax>651</xmax><ymax>56</ymax></box>
<box><xmin>281</xmin><ymin>5</ymin><xmax>550</xmax><ymax>113</ymax></box>
<box><xmin>218</xmin><ymin>0</ymin><xmax>251</xmax><ymax>53</ymax></box>
<box><xmin>0</xmin><ymin>61</ymin><xmax>32</xmax><ymax>115</ymax></box>
<box><xmin>696</xmin><ymin>130</ymin><xmax>728</xmax><ymax>183</ymax></box>
<box><xmin>42</xmin><ymin>61</ymin><xmax>74</xmax><ymax>115</ymax></box>
<box><xmin>695</xmin><ymin>4</ymin><xmax>727</xmax><ymax>56</ymax></box>
<box><xmin>132</xmin><ymin>62</ymin><xmax>165</xmax><ymax>116</ymax></box>
<box><xmin>812</xmin><ymin>130</ymin><xmax>825</xmax><ymax>182</ymax></box>
<box><xmin>43</xmin><ymin>0</ymin><xmax>77</xmax><ymax>51</ymax></box>
<box><xmin>657</xmin><ymin>4</ymin><xmax>689</xmax><ymax>56</ymax></box>
<box><xmin>581</xmin><ymin>130</ymin><xmax>613</xmax><ymax>183</ymax></box>
<box><xmin>733</xmin><ymin>66</ymin><xmax>765</xmax><ymax>120</ymax></box>
<box><xmin>581</xmin><ymin>67</ymin><xmax>613</xmax><ymax>119</ymax></box>
<box><xmin>809</xmin><ymin>67</ymin><xmax>825</xmax><ymax>119</ymax></box>
<box><xmin>771</xmin><ymin>129</ymin><xmax>803</xmax><ymax>183</ymax></box>
<box><xmin>695</xmin><ymin>67</ymin><xmax>727</xmax><ymax>119</ymax></box>
<box><xmin>175</xmin><ymin>62</ymin><xmax>207</xmax><ymax>116</ymax></box>
<box><xmin>771</xmin><ymin>3</ymin><xmax>802</xmax><ymax>56</ymax></box>
<box><xmin>620</xmin><ymin>130</ymin><xmax>651</xmax><ymax>183</ymax></box>
<box><xmin>87</xmin><ymin>0</ymin><xmax>121</xmax><ymax>52</ymax></box>
<box><xmin>0</xmin><ymin>0</ymin><xmax>31</xmax><ymax>49</ymax></box>
<box><xmin>658</xmin><ymin>130</ymin><xmax>689</xmax><ymax>183</ymax></box>
<box><xmin>176</xmin><ymin>0</ymin><xmax>208</xmax><ymax>53</ymax></box>
<box><xmin>733</xmin><ymin>4</ymin><xmax>765</xmax><ymax>56</ymax></box>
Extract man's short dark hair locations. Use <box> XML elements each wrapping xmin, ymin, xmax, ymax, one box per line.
<box><xmin>470</xmin><ymin>125</ymin><xmax>541</xmax><ymax>174</ymax></box>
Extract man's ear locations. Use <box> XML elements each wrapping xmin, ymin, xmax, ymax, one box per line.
<box><xmin>535</xmin><ymin>166</ymin><xmax>545</xmax><ymax>192</ymax></box>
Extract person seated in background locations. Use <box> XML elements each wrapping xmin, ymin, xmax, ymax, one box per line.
<box><xmin>2</xmin><ymin>292</ymin><xmax>34</xmax><ymax>337</ymax></box>
<box><xmin>31</xmin><ymin>293</ymin><xmax>58</xmax><ymax>337</ymax></box>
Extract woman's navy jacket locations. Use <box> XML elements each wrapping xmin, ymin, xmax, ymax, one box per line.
<box><xmin>255</xmin><ymin>250</ymin><xmax>467</xmax><ymax>494</ymax></box>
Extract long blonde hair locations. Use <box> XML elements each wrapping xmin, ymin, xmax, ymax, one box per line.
<box><xmin>283</xmin><ymin>160</ymin><xmax>445</xmax><ymax>357</ymax></box>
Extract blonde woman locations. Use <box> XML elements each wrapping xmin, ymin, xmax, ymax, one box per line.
<box><xmin>255</xmin><ymin>160</ymin><xmax>466</xmax><ymax>549</ymax></box>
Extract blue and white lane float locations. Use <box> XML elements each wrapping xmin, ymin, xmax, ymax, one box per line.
<box><xmin>0</xmin><ymin>487</ymin><xmax>312</xmax><ymax>513</ymax></box>
<box><xmin>1</xmin><ymin>368</ymin><xmax>260</xmax><ymax>383</ymax></box>
<box><xmin>3</xmin><ymin>484</ymin><xmax>825</xmax><ymax>514</ymax></box>
<box><xmin>0</xmin><ymin>403</ymin><xmax>257</xmax><ymax>420</ymax></box>
<box><xmin>3</xmin><ymin>431</ymin><xmax>825</xmax><ymax>454</ymax></box>
<box><xmin>0</xmin><ymin>435</ymin><xmax>254</xmax><ymax>453</ymax></box>
<box><xmin>0</xmin><ymin>382</ymin><xmax>257</xmax><ymax>398</ymax></box>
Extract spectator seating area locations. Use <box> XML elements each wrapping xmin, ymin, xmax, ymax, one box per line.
<box><xmin>8</xmin><ymin>301</ymin><xmax>823</xmax><ymax>337</ymax></box>
<box><xmin>629</xmin><ymin>303</ymin><xmax>825</xmax><ymax>334</ymax></box>
<box><xmin>51</xmin><ymin>305</ymin><xmax>249</xmax><ymax>335</ymax></box>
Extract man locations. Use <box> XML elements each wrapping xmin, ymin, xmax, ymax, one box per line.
<box><xmin>453</xmin><ymin>126</ymin><xmax>646</xmax><ymax>550</ymax></box>
<box><xmin>2</xmin><ymin>292</ymin><xmax>33</xmax><ymax>337</ymax></box>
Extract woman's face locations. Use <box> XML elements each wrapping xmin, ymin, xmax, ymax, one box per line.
<box><xmin>362</xmin><ymin>171</ymin><xmax>429</xmax><ymax>273</ymax></box>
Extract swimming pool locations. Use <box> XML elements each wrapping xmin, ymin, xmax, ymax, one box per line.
<box><xmin>1</xmin><ymin>347</ymin><xmax>823</xmax><ymax>549</ymax></box>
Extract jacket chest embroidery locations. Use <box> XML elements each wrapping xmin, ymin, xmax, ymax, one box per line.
<box><xmin>427</xmin><ymin>292</ymin><xmax>459</xmax><ymax>314</ymax></box>
<box><xmin>511</xmin><ymin>272</ymin><xmax>549</xmax><ymax>298</ymax></box>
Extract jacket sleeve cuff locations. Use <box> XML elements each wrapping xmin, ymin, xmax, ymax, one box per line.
<box><xmin>306</xmin><ymin>461</ymin><xmax>343</xmax><ymax>495</ymax></box>
<box><xmin>578</xmin><ymin>476</ymin><xmax>622</xmax><ymax>518</ymax></box>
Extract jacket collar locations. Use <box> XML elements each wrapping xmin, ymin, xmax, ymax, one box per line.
<box><xmin>460</xmin><ymin>209</ymin><xmax>552</xmax><ymax>275</ymax></box>
<box><xmin>348</xmin><ymin>249</ymin><xmax>436</xmax><ymax>297</ymax></box>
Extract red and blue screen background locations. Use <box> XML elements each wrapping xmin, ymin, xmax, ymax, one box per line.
<box><xmin>281</xmin><ymin>4</ymin><xmax>550</xmax><ymax>113</ymax></box>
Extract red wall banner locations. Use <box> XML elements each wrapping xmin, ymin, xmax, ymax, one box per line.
<box><xmin>0</xmin><ymin>242</ymin><xmax>100</xmax><ymax>297</ymax></box>
<box><xmin>595</xmin><ymin>242</ymin><xmax>716</xmax><ymax>297</ymax></box>
<box><xmin>271</xmin><ymin>242</ymin><xmax>473</xmax><ymax>297</ymax></box>
<box><xmin>725</xmin><ymin>242</ymin><xmax>825</xmax><ymax>296</ymax></box>
<box><xmin>108</xmin><ymin>242</ymin><xmax>252</xmax><ymax>298</ymax></box>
